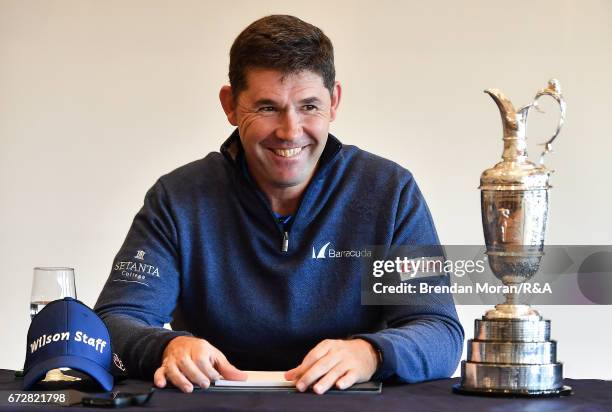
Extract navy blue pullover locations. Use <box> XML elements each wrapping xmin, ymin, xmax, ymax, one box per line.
<box><xmin>94</xmin><ymin>130</ymin><xmax>464</xmax><ymax>382</ymax></box>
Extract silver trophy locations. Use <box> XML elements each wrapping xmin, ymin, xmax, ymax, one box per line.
<box><xmin>454</xmin><ymin>80</ymin><xmax>572</xmax><ymax>396</ymax></box>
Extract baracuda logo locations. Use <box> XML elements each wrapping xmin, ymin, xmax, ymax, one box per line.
<box><xmin>312</xmin><ymin>242</ymin><xmax>331</xmax><ymax>259</ymax></box>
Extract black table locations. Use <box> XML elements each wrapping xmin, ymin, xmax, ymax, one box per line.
<box><xmin>1</xmin><ymin>369</ymin><xmax>611</xmax><ymax>411</ymax></box>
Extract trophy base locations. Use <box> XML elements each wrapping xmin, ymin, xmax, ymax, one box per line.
<box><xmin>459</xmin><ymin>361</ymin><xmax>565</xmax><ymax>392</ymax></box>
<box><xmin>456</xmin><ymin>316</ymin><xmax>572</xmax><ymax>397</ymax></box>
<box><xmin>452</xmin><ymin>383</ymin><xmax>573</xmax><ymax>398</ymax></box>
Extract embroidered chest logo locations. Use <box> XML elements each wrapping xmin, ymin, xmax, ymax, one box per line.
<box><xmin>311</xmin><ymin>242</ymin><xmax>372</xmax><ymax>259</ymax></box>
<box><xmin>312</xmin><ymin>242</ymin><xmax>331</xmax><ymax>259</ymax></box>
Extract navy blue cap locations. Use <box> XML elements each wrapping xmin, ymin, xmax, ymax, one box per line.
<box><xmin>23</xmin><ymin>297</ymin><xmax>113</xmax><ymax>391</ymax></box>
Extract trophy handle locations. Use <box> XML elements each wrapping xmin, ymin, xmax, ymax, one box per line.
<box><xmin>530</xmin><ymin>79</ymin><xmax>567</xmax><ymax>165</ymax></box>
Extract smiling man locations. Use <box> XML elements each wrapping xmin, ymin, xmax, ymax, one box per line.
<box><xmin>220</xmin><ymin>68</ymin><xmax>338</xmax><ymax>216</ymax></box>
<box><xmin>95</xmin><ymin>15</ymin><xmax>463</xmax><ymax>394</ymax></box>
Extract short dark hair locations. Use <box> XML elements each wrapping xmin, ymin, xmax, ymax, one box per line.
<box><xmin>228</xmin><ymin>15</ymin><xmax>335</xmax><ymax>99</ymax></box>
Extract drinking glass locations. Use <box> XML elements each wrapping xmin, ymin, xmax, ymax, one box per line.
<box><xmin>30</xmin><ymin>267</ymin><xmax>77</xmax><ymax>318</ymax></box>
<box><xmin>30</xmin><ymin>267</ymin><xmax>80</xmax><ymax>382</ymax></box>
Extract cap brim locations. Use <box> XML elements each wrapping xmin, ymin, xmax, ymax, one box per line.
<box><xmin>23</xmin><ymin>355</ymin><xmax>113</xmax><ymax>391</ymax></box>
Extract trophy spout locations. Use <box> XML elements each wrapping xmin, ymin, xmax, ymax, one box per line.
<box><xmin>484</xmin><ymin>89</ymin><xmax>529</xmax><ymax>162</ymax></box>
<box><xmin>484</xmin><ymin>89</ymin><xmax>518</xmax><ymax>139</ymax></box>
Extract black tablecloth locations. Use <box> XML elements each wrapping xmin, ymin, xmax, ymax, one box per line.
<box><xmin>1</xmin><ymin>369</ymin><xmax>611</xmax><ymax>411</ymax></box>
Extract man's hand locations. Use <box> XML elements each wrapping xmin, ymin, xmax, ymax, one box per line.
<box><xmin>284</xmin><ymin>338</ymin><xmax>380</xmax><ymax>394</ymax></box>
<box><xmin>154</xmin><ymin>336</ymin><xmax>247</xmax><ymax>393</ymax></box>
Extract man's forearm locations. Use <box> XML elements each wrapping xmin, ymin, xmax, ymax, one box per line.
<box><xmin>354</xmin><ymin>311</ymin><xmax>464</xmax><ymax>383</ymax></box>
<box><xmin>100</xmin><ymin>313</ymin><xmax>191</xmax><ymax>379</ymax></box>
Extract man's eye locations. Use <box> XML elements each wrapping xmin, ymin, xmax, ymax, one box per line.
<box><xmin>302</xmin><ymin>105</ymin><xmax>318</xmax><ymax>111</ymax></box>
<box><xmin>257</xmin><ymin>106</ymin><xmax>276</xmax><ymax>113</ymax></box>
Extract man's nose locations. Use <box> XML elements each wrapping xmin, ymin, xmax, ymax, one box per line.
<box><xmin>276</xmin><ymin>109</ymin><xmax>302</xmax><ymax>141</ymax></box>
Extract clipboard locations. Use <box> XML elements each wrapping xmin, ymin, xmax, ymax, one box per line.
<box><xmin>207</xmin><ymin>380</ymin><xmax>382</xmax><ymax>394</ymax></box>
<box><xmin>207</xmin><ymin>371</ymin><xmax>381</xmax><ymax>394</ymax></box>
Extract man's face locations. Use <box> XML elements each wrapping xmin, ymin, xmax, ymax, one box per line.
<box><xmin>220</xmin><ymin>69</ymin><xmax>341</xmax><ymax>194</ymax></box>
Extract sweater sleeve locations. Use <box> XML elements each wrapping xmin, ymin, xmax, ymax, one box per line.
<box><xmin>354</xmin><ymin>177</ymin><xmax>464</xmax><ymax>382</ymax></box>
<box><xmin>94</xmin><ymin>180</ymin><xmax>191</xmax><ymax>379</ymax></box>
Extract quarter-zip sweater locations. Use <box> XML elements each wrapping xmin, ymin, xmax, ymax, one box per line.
<box><xmin>94</xmin><ymin>129</ymin><xmax>464</xmax><ymax>383</ymax></box>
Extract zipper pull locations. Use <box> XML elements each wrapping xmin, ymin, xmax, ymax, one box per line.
<box><xmin>282</xmin><ymin>231</ymin><xmax>289</xmax><ymax>252</ymax></box>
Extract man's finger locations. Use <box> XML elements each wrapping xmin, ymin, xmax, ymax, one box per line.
<box><xmin>313</xmin><ymin>363</ymin><xmax>348</xmax><ymax>395</ymax></box>
<box><xmin>153</xmin><ymin>366</ymin><xmax>167</xmax><ymax>388</ymax></box>
<box><xmin>193</xmin><ymin>356</ymin><xmax>222</xmax><ymax>384</ymax></box>
<box><xmin>165</xmin><ymin>362</ymin><xmax>194</xmax><ymax>393</ymax></box>
<box><xmin>290</xmin><ymin>341</ymin><xmax>332</xmax><ymax>382</ymax></box>
<box><xmin>336</xmin><ymin>369</ymin><xmax>359</xmax><ymax>390</ymax></box>
<box><xmin>296</xmin><ymin>352</ymin><xmax>340</xmax><ymax>392</ymax></box>
<box><xmin>176</xmin><ymin>356</ymin><xmax>210</xmax><ymax>389</ymax></box>
<box><xmin>215</xmin><ymin>356</ymin><xmax>248</xmax><ymax>381</ymax></box>
<box><xmin>284</xmin><ymin>367</ymin><xmax>298</xmax><ymax>381</ymax></box>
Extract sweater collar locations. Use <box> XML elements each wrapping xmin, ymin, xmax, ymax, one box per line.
<box><xmin>220</xmin><ymin>128</ymin><xmax>343</xmax><ymax>180</ymax></box>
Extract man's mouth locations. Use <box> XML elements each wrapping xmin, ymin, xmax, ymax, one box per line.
<box><xmin>270</xmin><ymin>147</ymin><xmax>304</xmax><ymax>158</ymax></box>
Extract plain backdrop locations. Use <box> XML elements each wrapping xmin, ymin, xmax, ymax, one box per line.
<box><xmin>1</xmin><ymin>0</ymin><xmax>611</xmax><ymax>379</ymax></box>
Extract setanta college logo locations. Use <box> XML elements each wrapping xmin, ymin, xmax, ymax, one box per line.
<box><xmin>112</xmin><ymin>249</ymin><xmax>161</xmax><ymax>287</ymax></box>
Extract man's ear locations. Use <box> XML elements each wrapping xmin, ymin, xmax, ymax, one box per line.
<box><xmin>329</xmin><ymin>81</ymin><xmax>342</xmax><ymax>122</ymax></box>
<box><xmin>219</xmin><ymin>85</ymin><xmax>238</xmax><ymax>126</ymax></box>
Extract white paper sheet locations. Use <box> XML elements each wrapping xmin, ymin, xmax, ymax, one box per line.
<box><xmin>214</xmin><ymin>371</ymin><xmax>294</xmax><ymax>387</ymax></box>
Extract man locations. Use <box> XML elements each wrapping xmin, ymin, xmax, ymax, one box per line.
<box><xmin>95</xmin><ymin>15</ymin><xmax>463</xmax><ymax>394</ymax></box>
